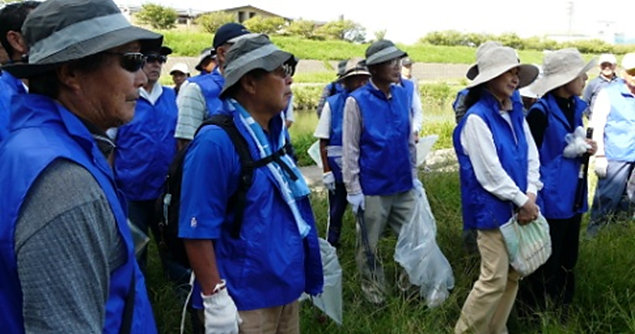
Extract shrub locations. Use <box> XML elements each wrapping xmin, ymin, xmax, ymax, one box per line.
<box><xmin>290</xmin><ymin>133</ymin><xmax>315</xmax><ymax>167</ymax></box>
<box><xmin>196</xmin><ymin>11</ymin><xmax>235</xmax><ymax>34</ymax></box>
<box><xmin>135</xmin><ymin>4</ymin><xmax>177</xmax><ymax>30</ymax></box>
<box><xmin>314</xmin><ymin>19</ymin><xmax>366</xmax><ymax>43</ymax></box>
<box><xmin>285</xmin><ymin>19</ymin><xmax>317</xmax><ymax>39</ymax></box>
<box><xmin>420</xmin><ymin>82</ymin><xmax>454</xmax><ymax>109</ymax></box>
<box><xmin>292</xmin><ymin>85</ymin><xmax>323</xmax><ymax>111</ymax></box>
<box><xmin>243</xmin><ymin>16</ymin><xmax>286</xmax><ymax>35</ymax></box>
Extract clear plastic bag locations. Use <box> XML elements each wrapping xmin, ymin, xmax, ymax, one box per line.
<box><xmin>307</xmin><ymin>140</ymin><xmax>323</xmax><ymax>168</ymax></box>
<box><xmin>127</xmin><ymin>218</ymin><xmax>150</xmax><ymax>259</ymax></box>
<box><xmin>394</xmin><ymin>186</ymin><xmax>454</xmax><ymax>308</ymax></box>
<box><xmin>416</xmin><ymin>135</ymin><xmax>439</xmax><ymax>167</ymax></box>
<box><xmin>300</xmin><ymin>238</ymin><xmax>342</xmax><ymax>325</ymax></box>
<box><xmin>499</xmin><ymin>214</ymin><xmax>552</xmax><ymax>277</ymax></box>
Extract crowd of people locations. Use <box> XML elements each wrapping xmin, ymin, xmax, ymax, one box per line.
<box><xmin>1</xmin><ymin>0</ymin><xmax>635</xmax><ymax>333</ymax></box>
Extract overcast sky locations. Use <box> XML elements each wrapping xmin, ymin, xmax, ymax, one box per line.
<box><xmin>116</xmin><ymin>0</ymin><xmax>631</xmax><ymax>44</ymax></box>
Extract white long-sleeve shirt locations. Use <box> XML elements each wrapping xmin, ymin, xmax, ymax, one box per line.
<box><xmin>459</xmin><ymin>111</ymin><xmax>543</xmax><ymax>208</ymax></box>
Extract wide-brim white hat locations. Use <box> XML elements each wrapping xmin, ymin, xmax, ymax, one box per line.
<box><xmin>466</xmin><ymin>46</ymin><xmax>539</xmax><ymax>89</ymax></box>
<box><xmin>531</xmin><ymin>48</ymin><xmax>596</xmax><ymax>97</ymax></box>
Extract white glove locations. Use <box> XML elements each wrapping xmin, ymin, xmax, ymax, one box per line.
<box><xmin>322</xmin><ymin>171</ymin><xmax>336</xmax><ymax>192</ymax></box>
<box><xmin>346</xmin><ymin>192</ymin><xmax>365</xmax><ymax>214</ymax></box>
<box><xmin>202</xmin><ymin>281</ymin><xmax>242</xmax><ymax>334</ymax></box>
<box><xmin>563</xmin><ymin>126</ymin><xmax>591</xmax><ymax>158</ymax></box>
<box><xmin>594</xmin><ymin>156</ymin><xmax>608</xmax><ymax>179</ymax></box>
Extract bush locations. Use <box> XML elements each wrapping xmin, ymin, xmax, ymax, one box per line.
<box><xmin>292</xmin><ymin>85</ymin><xmax>323</xmax><ymax>111</ymax></box>
<box><xmin>314</xmin><ymin>20</ymin><xmax>366</xmax><ymax>43</ymax></box>
<box><xmin>291</xmin><ymin>133</ymin><xmax>315</xmax><ymax>167</ymax></box>
<box><xmin>420</xmin><ymin>82</ymin><xmax>454</xmax><ymax>109</ymax></box>
<box><xmin>243</xmin><ymin>16</ymin><xmax>286</xmax><ymax>35</ymax></box>
<box><xmin>196</xmin><ymin>11</ymin><xmax>235</xmax><ymax>34</ymax></box>
<box><xmin>284</xmin><ymin>19</ymin><xmax>317</xmax><ymax>39</ymax></box>
<box><xmin>135</xmin><ymin>4</ymin><xmax>177</xmax><ymax>30</ymax></box>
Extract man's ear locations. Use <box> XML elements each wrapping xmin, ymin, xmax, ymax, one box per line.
<box><xmin>56</xmin><ymin>63</ymin><xmax>82</xmax><ymax>92</ymax></box>
<box><xmin>6</xmin><ymin>31</ymin><xmax>27</xmax><ymax>60</ymax></box>
<box><xmin>239</xmin><ymin>74</ymin><xmax>259</xmax><ymax>95</ymax></box>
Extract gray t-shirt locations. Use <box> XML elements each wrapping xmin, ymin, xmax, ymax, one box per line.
<box><xmin>14</xmin><ymin>159</ymin><xmax>126</xmax><ymax>333</ymax></box>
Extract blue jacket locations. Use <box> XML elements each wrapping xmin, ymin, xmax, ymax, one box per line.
<box><xmin>351</xmin><ymin>83</ymin><xmax>413</xmax><ymax>196</ymax></box>
<box><xmin>603</xmin><ymin>84</ymin><xmax>635</xmax><ymax>162</ymax></box>
<box><xmin>531</xmin><ymin>93</ymin><xmax>588</xmax><ymax>219</ymax></box>
<box><xmin>326</xmin><ymin>91</ymin><xmax>348</xmax><ymax>182</ymax></box>
<box><xmin>114</xmin><ymin>87</ymin><xmax>178</xmax><ymax>201</ymax></box>
<box><xmin>179</xmin><ymin>101</ymin><xmax>323</xmax><ymax>311</ymax></box>
<box><xmin>0</xmin><ymin>72</ymin><xmax>27</xmax><ymax>142</ymax></box>
<box><xmin>187</xmin><ymin>66</ymin><xmax>224</xmax><ymax>117</ymax></box>
<box><xmin>453</xmin><ymin>91</ymin><xmax>529</xmax><ymax>230</ymax></box>
<box><xmin>0</xmin><ymin>94</ymin><xmax>156</xmax><ymax>334</ymax></box>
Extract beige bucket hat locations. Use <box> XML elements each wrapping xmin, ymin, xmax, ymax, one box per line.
<box><xmin>466</xmin><ymin>41</ymin><xmax>503</xmax><ymax>80</ymax></box>
<box><xmin>466</xmin><ymin>45</ymin><xmax>539</xmax><ymax>89</ymax></box>
<box><xmin>337</xmin><ymin>57</ymin><xmax>370</xmax><ymax>82</ymax></box>
<box><xmin>531</xmin><ymin>48</ymin><xmax>596</xmax><ymax>96</ymax></box>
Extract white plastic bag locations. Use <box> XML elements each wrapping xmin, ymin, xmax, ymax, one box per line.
<box><xmin>563</xmin><ymin>126</ymin><xmax>590</xmax><ymax>158</ymax></box>
<box><xmin>300</xmin><ymin>238</ymin><xmax>342</xmax><ymax>325</ymax></box>
<box><xmin>499</xmin><ymin>214</ymin><xmax>552</xmax><ymax>277</ymax></box>
<box><xmin>394</xmin><ymin>186</ymin><xmax>454</xmax><ymax>308</ymax></box>
<box><xmin>307</xmin><ymin>140</ymin><xmax>323</xmax><ymax>168</ymax></box>
<box><xmin>416</xmin><ymin>135</ymin><xmax>439</xmax><ymax>167</ymax></box>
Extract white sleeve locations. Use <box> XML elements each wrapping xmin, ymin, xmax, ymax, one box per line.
<box><xmin>411</xmin><ymin>90</ymin><xmax>423</xmax><ymax>134</ymax></box>
<box><xmin>591</xmin><ymin>89</ymin><xmax>610</xmax><ymax>156</ymax></box>
<box><xmin>175</xmin><ymin>82</ymin><xmax>206</xmax><ymax>140</ymax></box>
<box><xmin>313</xmin><ymin>102</ymin><xmax>332</xmax><ymax>139</ymax></box>
<box><xmin>460</xmin><ymin>114</ymin><xmax>529</xmax><ymax>207</ymax></box>
<box><xmin>523</xmin><ymin>119</ymin><xmax>543</xmax><ymax>195</ymax></box>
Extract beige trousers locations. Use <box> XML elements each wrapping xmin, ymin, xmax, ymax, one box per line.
<box><xmin>239</xmin><ymin>301</ymin><xmax>299</xmax><ymax>334</ymax></box>
<box><xmin>455</xmin><ymin>229</ymin><xmax>520</xmax><ymax>334</ymax></box>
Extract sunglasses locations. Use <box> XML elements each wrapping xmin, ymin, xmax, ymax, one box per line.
<box><xmin>104</xmin><ymin>52</ymin><xmax>147</xmax><ymax>72</ymax></box>
<box><xmin>145</xmin><ymin>54</ymin><xmax>167</xmax><ymax>64</ymax></box>
<box><xmin>281</xmin><ymin>62</ymin><xmax>295</xmax><ymax>77</ymax></box>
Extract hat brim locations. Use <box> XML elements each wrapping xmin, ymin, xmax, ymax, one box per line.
<box><xmin>4</xmin><ymin>26</ymin><xmax>161</xmax><ymax>78</ymax></box>
<box><xmin>365</xmin><ymin>50</ymin><xmax>408</xmax><ymax>66</ymax></box>
<box><xmin>531</xmin><ymin>58</ymin><xmax>597</xmax><ymax>97</ymax></box>
<box><xmin>466</xmin><ymin>63</ymin><xmax>539</xmax><ymax>90</ymax></box>
<box><xmin>338</xmin><ymin>69</ymin><xmax>371</xmax><ymax>82</ymax></box>
<box><xmin>466</xmin><ymin>63</ymin><xmax>479</xmax><ymax>80</ymax></box>
<box><xmin>220</xmin><ymin>49</ymin><xmax>295</xmax><ymax>99</ymax></box>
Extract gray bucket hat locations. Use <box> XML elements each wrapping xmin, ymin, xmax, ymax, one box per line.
<box><xmin>220</xmin><ymin>34</ymin><xmax>296</xmax><ymax>98</ymax></box>
<box><xmin>3</xmin><ymin>0</ymin><xmax>162</xmax><ymax>78</ymax></box>
<box><xmin>364</xmin><ymin>40</ymin><xmax>407</xmax><ymax>66</ymax></box>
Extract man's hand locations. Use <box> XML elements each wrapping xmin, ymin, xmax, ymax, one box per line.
<box><xmin>346</xmin><ymin>192</ymin><xmax>365</xmax><ymax>214</ymax></box>
<box><xmin>586</xmin><ymin>139</ymin><xmax>598</xmax><ymax>156</ymax></box>
<box><xmin>202</xmin><ymin>284</ymin><xmax>242</xmax><ymax>334</ymax></box>
<box><xmin>322</xmin><ymin>171</ymin><xmax>336</xmax><ymax>192</ymax></box>
<box><xmin>517</xmin><ymin>194</ymin><xmax>539</xmax><ymax>225</ymax></box>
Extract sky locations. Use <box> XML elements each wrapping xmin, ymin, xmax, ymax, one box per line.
<box><xmin>116</xmin><ymin>0</ymin><xmax>633</xmax><ymax>44</ymax></box>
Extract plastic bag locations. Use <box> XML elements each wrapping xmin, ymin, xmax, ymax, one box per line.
<box><xmin>300</xmin><ymin>238</ymin><xmax>342</xmax><ymax>325</ymax></box>
<box><xmin>127</xmin><ymin>218</ymin><xmax>150</xmax><ymax>259</ymax></box>
<box><xmin>394</xmin><ymin>186</ymin><xmax>454</xmax><ymax>308</ymax></box>
<box><xmin>416</xmin><ymin>135</ymin><xmax>439</xmax><ymax>167</ymax></box>
<box><xmin>499</xmin><ymin>214</ymin><xmax>552</xmax><ymax>277</ymax></box>
<box><xmin>563</xmin><ymin>126</ymin><xmax>591</xmax><ymax>158</ymax></box>
<box><xmin>307</xmin><ymin>140</ymin><xmax>323</xmax><ymax>168</ymax></box>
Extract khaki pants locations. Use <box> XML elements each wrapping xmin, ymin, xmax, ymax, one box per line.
<box><xmin>239</xmin><ymin>301</ymin><xmax>299</xmax><ymax>334</ymax></box>
<box><xmin>455</xmin><ymin>230</ymin><xmax>520</xmax><ymax>334</ymax></box>
<box><xmin>356</xmin><ymin>189</ymin><xmax>416</xmax><ymax>303</ymax></box>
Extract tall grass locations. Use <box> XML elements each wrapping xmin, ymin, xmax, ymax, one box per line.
<box><xmin>146</xmin><ymin>170</ymin><xmax>635</xmax><ymax>333</ymax></box>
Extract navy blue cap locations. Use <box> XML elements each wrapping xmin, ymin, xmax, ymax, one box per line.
<box><xmin>212</xmin><ymin>23</ymin><xmax>252</xmax><ymax>49</ymax></box>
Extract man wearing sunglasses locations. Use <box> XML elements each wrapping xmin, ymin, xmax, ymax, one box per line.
<box><xmin>0</xmin><ymin>0</ymin><xmax>162</xmax><ymax>333</ymax></box>
<box><xmin>111</xmin><ymin>44</ymin><xmax>178</xmax><ymax>276</ymax></box>
<box><xmin>175</xmin><ymin>23</ymin><xmax>257</xmax><ymax>151</ymax></box>
<box><xmin>179</xmin><ymin>34</ymin><xmax>323</xmax><ymax>334</ymax></box>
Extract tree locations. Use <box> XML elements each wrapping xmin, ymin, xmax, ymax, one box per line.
<box><xmin>285</xmin><ymin>19</ymin><xmax>316</xmax><ymax>39</ymax></box>
<box><xmin>135</xmin><ymin>4</ymin><xmax>178</xmax><ymax>30</ymax></box>
<box><xmin>315</xmin><ymin>19</ymin><xmax>366</xmax><ymax>42</ymax></box>
<box><xmin>374</xmin><ymin>30</ymin><xmax>387</xmax><ymax>41</ymax></box>
<box><xmin>196</xmin><ymin>11</ymin><xmax>235</xmax><ymax>34</ymax></box>
<box><xmin>243</xmin><ymin>16</ymin><xmax>285</xmax><ymax>35</ymax></box>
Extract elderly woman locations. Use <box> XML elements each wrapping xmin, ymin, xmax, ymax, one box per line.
<box><xmin>0</xmin><ymin>0</ymin><xmax>162</xmax><ymax>332</ymax></box>
<box><xmin>522</xmin><ymin>48</ymin><xmax>597</xmax><ymax>314</ymax></box>
<box><xmin>453</xmin><ymin>45</ymin><xmax>541</xmax><ymax>334</ymax></box>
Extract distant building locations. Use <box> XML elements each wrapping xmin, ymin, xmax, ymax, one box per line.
<box><xmin>201</xmin><ymin>5</ymin><xmax>292</xmax><ymax>24</ymax></box>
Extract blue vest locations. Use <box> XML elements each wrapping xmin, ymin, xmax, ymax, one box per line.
<box><xmin>0</xmin><ymin>72</ymin><xmax>27</xmax><ymax>143</ymax></box>
<box><xmin>531</xmin><ymin>94</ymin><xmax>588</xmax><ymax>219</ymax></box>
<box><xmin>401</xmin><ymin>78</ymin><xmax>415</xmax><ymax>111</ymax></box>
<box><xmin>187</xmin><ymin>67</ymin><xmax>225</xmax><ymax>117</ymax></box>
<box><xmin>114</xmin><ymin>87</ymin><xmax>178</xmax><ymax>201</ymax></box>
<box><xmin>603</xmin><ymin>84</ymin><xmax>635</xmax><ymax>162</ymax></box>
<box><xmin>0</xmin><ymin>94</ymin><xmax>156</xmax><ymax>334</ymax></box>
<box><xmin>326</xmin><ymin>91</ymin><xmax>348</xmax><ymax>182</ymax></box>
<box><xmin>453</xmin><ymin>92</ymin><xmax>529</xmax><ymax>230</ymax></box>
<box><xmin>351</xmin><ymin>83</ymin><xmax>413</xmax><ymax>196</ymax></box>
<box><xmin>184</xmin><ymin>103</ymin><xmax>323</xmax><ymax>310</ymax></box>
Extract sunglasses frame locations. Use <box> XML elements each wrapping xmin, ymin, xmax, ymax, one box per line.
<box><xmin>145</xmin><ymin>54</ymin><xmax>168</xmax><ymax>64</ymax></box>
<box><xmin>104</xmin><ymin>52</ymin><xmax>147</xmax><ymax>72</ymax></box>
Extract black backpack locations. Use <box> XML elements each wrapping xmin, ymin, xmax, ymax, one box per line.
<box><xmin>156</xmin><ymin>114</ymin><xmax>295</xmax><ymax>268</ymax></box>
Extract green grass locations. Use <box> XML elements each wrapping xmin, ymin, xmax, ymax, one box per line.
<box><xmin>146</xmin><ymin>170</ymin><xmax>635</xmax><ymax>333</ymax></box>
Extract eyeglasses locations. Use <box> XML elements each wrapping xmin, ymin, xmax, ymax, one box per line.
<box><xmin>275</xmin><ymin>62</ymin><xmax>295</xmax><ymax>78</ymax></box>
<box><xmin>385</xmin><ymin>58</ymin><xmax>402</xmax><ymax>67</ymax></box>
<box><xmin>145</xmin><ymin>54</ymin><xmax>167</xmax><ymax>64</ymax></box>
<box><xmin>104</xmin><ymin>52</ymin><xmax>146</xmax><ymax>72</ymax></box>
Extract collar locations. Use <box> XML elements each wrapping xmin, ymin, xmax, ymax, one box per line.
<box><xmin>139</xmin><ymin>83</ymin><xmax>163</xmax><ymax>105</ymax></box>
<box><xmin>78</xmin><ymin>117</ymin><xmax>115</xmax><ymax>158</ymax></box>
<box><xmin>369</xmin><ymin>79</ymin><xmax>392</xmax><ymax>99</ymax></box>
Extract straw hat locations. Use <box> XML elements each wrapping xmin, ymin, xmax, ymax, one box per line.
<box><xmin>338</xmin><ymin>57</ymin><xmax>370</xmax><ymax>82</ymax></box>
<box><xmin>466</xmin><ymin>46</ymin><xmax>539</xmax><ymax>89</ymax></box>
<box><xmin>531</xmin><ymin>48</ymin><xmax>596</xmax><ymax>96</ymax></box>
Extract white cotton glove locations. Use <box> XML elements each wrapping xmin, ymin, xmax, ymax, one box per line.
<box><xmin>563</xmin><ymin>126</ymin><xmax>591</xmax><ymax>158</ymax></box>
<box><xmin>594</xmin><ymin>156</ymin><xmax>608</xmax><ymax>179</ymax></box>
<box><xmin>346</xmin><ymin>192</ymin><xmax>365</xmax><ymax>214</ymax></box>
<box><xmin>202</xmin><ymin>283</ymin><xmax>242</xmax><ymax>334</ymax></box>
<box><xmin>322</xmin><ymin>171</ymin><xmax>336</xmax><ymax>192</ymax></box>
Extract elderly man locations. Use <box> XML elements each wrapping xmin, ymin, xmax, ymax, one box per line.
<box><xmin>170</xmin><ymin>62</ymin><xmax>190</xmax><ymax>95</ymax></box>
<box><xmin>583</xmin><ymin>53</ymin><xmax>622</xmax><ymax>120</ymax></box>
<box><xmin>179</xmin><ymin>34</ymin><xmax>323</xmax><ymax>334</ymax></box>
<box><xmin>342</xmin><ymin>40</ymin><xmax>419</xmax><ymax>304</ymax></box>
<box><xmin>174</xmin><ymin>23</ymin><xmax>256</xmax><ymax>150</ymax></box>
<box><xmin>587</xmin><ymin>53</ymin><xmax>635</xmax><ymax>237</ymax></box>
<box><xmin>0</xmin><ymin>0</ymin><xmax>161</xmax><ymax>332</ymax></box>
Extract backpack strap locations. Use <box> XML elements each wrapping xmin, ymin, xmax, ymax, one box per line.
<box><xmin>252</xmin><ymin>142</ymin><xmax>299</xmax><ymax>181</ymax></box>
